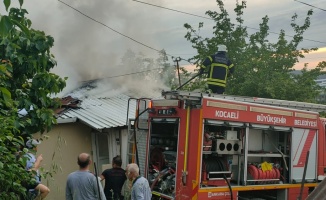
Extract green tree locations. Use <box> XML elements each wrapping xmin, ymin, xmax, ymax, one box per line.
<box><xmin>156</xmin><ymin>50</ymin><xmax>177</xmax><ymax>87</ymax></box>
<box><xmin>0</xmin><ymin>1</ymin><xmax>66</xmax><ymax>199</ymax></box>
<box><xmin>184</xmin><ymin>0</ymin><xmax>326</xmax><ymax>102</ymax></box>
<box><xmin>119</xmin><ymin>49</ymin><xmax>176</xmax><ymax>88</ymax></box>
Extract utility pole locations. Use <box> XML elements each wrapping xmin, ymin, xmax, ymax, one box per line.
<box><xmin>173</xmin><ymin>57</ymin><xmax>182</xmax><ymax>87</ymax></box>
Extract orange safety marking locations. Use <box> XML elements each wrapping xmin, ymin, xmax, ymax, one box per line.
<box><xmin>195</xmin><ymin>109</ymin><xmax>203</xmax><ymax>190</ymax></box>
<box><xmin>192</xmin><ymin>193</ymin><xmax>198</xmax><ymax>200</ymax></box>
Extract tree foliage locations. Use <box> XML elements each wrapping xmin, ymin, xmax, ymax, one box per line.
<box><xmin>119</xmin><ymin>49</ymin><xmax>176</xmax><ymax>88</ymax></box>
<box><xmin>0</xmin><ymin>1</ymin><xmax>66</xmax><ymax>198</ymax></box>
<box><xmin>184</xmin><ymin>0</ymin><xmax>325</xmax><ymax>102</ymax></box>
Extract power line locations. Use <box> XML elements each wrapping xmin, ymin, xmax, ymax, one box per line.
<box><xmin>294</xmin><ymin>0</ymin><xmax>326</xmax><ymax>12</ymax></box>
<box><xmin>58</xmin><ymin>0</ymin><xmax>162</xmax><ymax>53</ymax></box>
<box><xmin>82</xmin><ymin>68</ymin><xmax>164</xmax><ymax>82</ymax></box>
<box><xmin>104</xmin><ymin>68</ymin><xmax>163</xmax><ymax>78</ymax></box>
<box><xmin>58</xmin><ymin>0</ymin><xmax>196</xmax><ymax>65</ymax></box>
<box><xmin>57</xmin><ymin>0</ymin><xmax>324</xmax><ymax>73</ymax></box>
<box><xmin>132</xmin><ymin>0</ymin><xmax>326</xmax><ymax>45</ymax></box>
<box><xmin>81</xmin><ymin>62</ymin><xmax>194</xmax><ymax>83</ymax></box>
<box><xmin>132</xmin><ymin>0</ymin><xmax>212</xmax><ymax>20</ymax></box>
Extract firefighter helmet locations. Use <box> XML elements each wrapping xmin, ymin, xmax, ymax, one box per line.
<box><xmin>217</xmin><ymin>44</ymin><xmax>227</xmax><ymax>52</ymax></box>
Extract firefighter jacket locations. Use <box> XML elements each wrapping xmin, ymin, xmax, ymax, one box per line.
<box><xmin>200</xmin><ymin>52</ymin><xmax>234</xmax><ymax>88</ymax></box>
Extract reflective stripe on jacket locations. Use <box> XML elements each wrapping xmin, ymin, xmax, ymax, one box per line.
<box><xmin>200</xmin><ymin>52</ymin><xmax>234</xmax><ymax>88</ymax></box>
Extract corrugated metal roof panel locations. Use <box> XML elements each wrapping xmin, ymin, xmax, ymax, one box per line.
<box><xmin>56</xmin><ymin>94</ymin><xmax>137</xmax><ymax>130</ymax></box>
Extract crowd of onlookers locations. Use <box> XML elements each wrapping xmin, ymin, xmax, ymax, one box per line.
<box><xmin>23</xmin><ymin>138</ymin><xmax>151</xmax><ymax>200</ymax></box>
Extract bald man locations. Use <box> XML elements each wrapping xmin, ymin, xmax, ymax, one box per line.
<box><xmin>66</xmin><ymin>153</ymin><xmax>106</xmax><ymax>200</ymax></box>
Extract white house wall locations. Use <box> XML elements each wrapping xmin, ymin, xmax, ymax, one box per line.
<box><xmin>120</xmin><ymin>128</ymin><xmax>128</xmax><ymax>169</ymax></box>
<box><xmin>108</xmin><ymin>128</ymin><xmax>121</xmax><ymax>164</ymax></box>
<box><xmin>92</xmin><ymin>128</ymin><xmax>127</xmax><ymax>173</ymax></box>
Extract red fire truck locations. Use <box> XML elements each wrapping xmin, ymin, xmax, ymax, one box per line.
<box><xmin>127</xmin><ymin>91</ymin><xmax>326</xmax><ymax>200</ymax></box>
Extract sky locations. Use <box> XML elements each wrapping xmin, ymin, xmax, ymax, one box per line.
<box><xmin>1</xmin><ymin>0</ymin><xmax>326</xmax><ymax>97</ymax></box>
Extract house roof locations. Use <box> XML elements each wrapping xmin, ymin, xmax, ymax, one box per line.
<box><xmin>56</xmin><ymin>94</ymin><xmax>137</xmax><ymax>130</ymax></box>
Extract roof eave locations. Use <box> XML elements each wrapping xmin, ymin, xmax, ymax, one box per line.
<box><xmin>57</xmin><ymin>117</ymin><xmax>78</xmax><ymax>124</ymax></box>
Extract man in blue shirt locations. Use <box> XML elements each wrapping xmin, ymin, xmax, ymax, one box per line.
<box><xmin>127</xmin><ymin>163</ymin><xmax>152</xmax><ymax>200</ymax></box>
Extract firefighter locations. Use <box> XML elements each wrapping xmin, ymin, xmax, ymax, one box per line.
<box><xmin>199</xmin><ymin>44</ymin><xmax>234</xmax><ymax>94</ymax></box>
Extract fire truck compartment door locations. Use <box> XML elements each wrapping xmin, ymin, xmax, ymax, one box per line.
<box><xmin>291</xmin><ymin>128</ymin><xmax>317</xmax><ymax>182</ymax></box>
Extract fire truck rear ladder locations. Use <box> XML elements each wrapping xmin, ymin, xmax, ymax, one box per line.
<box><xmin>162</xmin><ymin>90</ymin><xmax>326</xmax><ymax>113</ymax></box>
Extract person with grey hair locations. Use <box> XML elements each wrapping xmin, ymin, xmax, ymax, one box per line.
<box><xmin>199</xmin><ymin>44</ymin><xmax>234</xmax><ymax>94</ymax></box>
<box><xmin>121</xmin><ymin>164</ymin><xmax>133</xmax><ymax>200</ymax></box>
<box><xmin>66</xmin><ymin>153</ymin><xmax>106</xmax><ymax>200</ymax></box>
<box><xmin>126</xmin><ymin>163</ymin><xmax>152</xmax><ymax>200</ymax></box>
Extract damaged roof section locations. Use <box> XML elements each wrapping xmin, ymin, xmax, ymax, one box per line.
<box><xmin>56</xmin><ymin>94</ymin><xmax>136</xmax><ymax>130</ymax></box>
<box><xmin>54</xmin><ymin>96</ymin><xmax>81</xmax><ymax>115</ymax></box>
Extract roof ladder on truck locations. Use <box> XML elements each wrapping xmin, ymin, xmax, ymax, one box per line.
<box><xmin>126</xmin><ymin>118</ymin><xmax>136</xmax><ymax>164</ymax></box>
<box><xmin>162</xmin><ymin>90</ymin><xmax>326</xmax><ymax>113</ymax></box>
<box><xmin>126</xmin><ymin>98</ymin><xmax>150</xmax><ymax>175</ymax></box>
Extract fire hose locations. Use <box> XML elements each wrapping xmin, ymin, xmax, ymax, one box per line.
<box><xmin>150</xmin><ymin>167</ymin><xmax>175</xmax><ymax>191</ymax></box>
<box><xmin>175</xmin><ymin>73</ymin><xmax>201</xmax><ymax>90</ymax></box>
<box><xmin>248</xmin><ymin>164</ymin><xmax>281</xmax><ymax>184</ymax></box>
<box><xmin>215</xmin><ymin>159</ymin><xmax>233</xmax><ymax>200</ymax></box>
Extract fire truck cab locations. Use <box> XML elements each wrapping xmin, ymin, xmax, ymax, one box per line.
<box><xmin>127</xmin><ymin>91</ymin><xmax>326</xmax><ymax>200</ymax></box>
